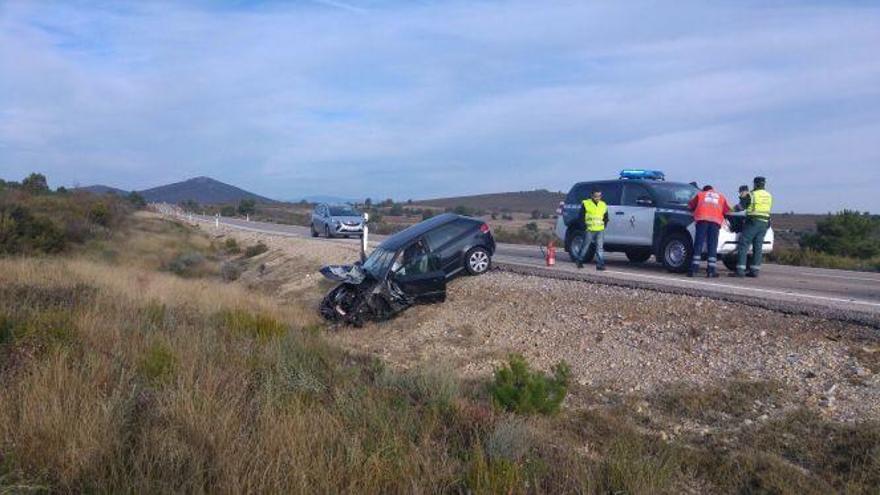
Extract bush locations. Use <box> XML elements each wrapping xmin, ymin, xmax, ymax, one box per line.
<box><xmin>243</xmin><ymin>242</ymin><xmax>268</xmax><ymax>258</ymax></box>
<box><xmin>166</xmin><ymin>251</ymin><xmax>205</xmax><ymax>277</ymax></box>
<box><xmin>220</xmin><ymin>261</ymin><xmax>243</xmax><ymax>282</ymax></box>
<box><xmin>223</xmin><ymin>238</ymin><xmax>241</xmax><ymax>254</ymax></box>
<box><xmin>0</xmin><ymin>204</ymin><xmax>67</xmax><ymax>254</ymax></box>
<box><xmin>489</xmin><ymin>354</ymin><xmax>570</xmax><ymax>415</ymax></box>
<box><xmin>801</xmin><ymin>210</ymin><xmax>880</xmax><ymax>258</ymax></box>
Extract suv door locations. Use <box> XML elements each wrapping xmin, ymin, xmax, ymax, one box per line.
<box><xmin>424</xmin><ymin>219</ymin><xmax>477</xmax><ymax>276</ymax></box>
<box><xmin>618</xmin><ymin>183</ymin><xmax>655</xmax><ymax>246</ymax></box>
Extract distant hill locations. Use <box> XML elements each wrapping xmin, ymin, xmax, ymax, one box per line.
<box><xmin>138</xmin><ymin>177</ymin><xmax>275</xmax><ymax>204</ymax></box>
<box><xmin>76</xmin><ymin>185</ymin><xmax>130</xmax><ymax>197</ymax></box>
<box><xmin>415</xmin><ymin>189</ymin><xmax>565</xmax><ymax>214</ymax></box>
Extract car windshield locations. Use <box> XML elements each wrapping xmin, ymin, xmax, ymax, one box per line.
<box><xmin>651</xmin><ymin>183</ymin><xmax>698</xmax><ymax>205</ymax></box>
<box><xmin>361</xmin><ymin>248</ymin><xmax>397</xmax><ymax>278</ymax></box>
<box><xmin>329</xmin><ymin>206</ymin><xmax>359</xmax><ymax>216</ymax></box>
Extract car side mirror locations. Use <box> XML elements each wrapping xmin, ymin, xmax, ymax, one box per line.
<box><xmin>636</xmin><ymin>196</ymin><xmax>654</xmax><ymax>206</ymax></box>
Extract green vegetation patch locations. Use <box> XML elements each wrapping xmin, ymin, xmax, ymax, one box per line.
<box><xmin>218</xmin><ymin>308</ymin><xmax>287</xmax><ymax>341</ymax></box>
<box><xmin>489</xmin><ymin>354</ymin><xmax>570</xmax><ymax>415</ymax></box>
<box><xmin>243</xmin><ymin>242</ymin><xmax>268</xmax><ymax>258</ymax></box>
<box><xmin>139</xmin><ymin>341</ymin><xmax>177</xmax><ymax>385</ymax></box>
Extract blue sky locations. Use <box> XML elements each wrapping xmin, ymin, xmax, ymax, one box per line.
<box><xmin>1</xmin><ymin>1</ymin><xmax>878</xmax><ymax>212</ymax></box>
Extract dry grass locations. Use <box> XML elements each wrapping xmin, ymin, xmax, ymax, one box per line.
<box><xmin>2</xmin><ymin>213</ymin><xmax>879</xmax><ymax>493</ymax></box>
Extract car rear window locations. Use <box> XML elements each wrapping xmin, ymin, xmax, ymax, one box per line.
<box><xmin>425</xmin><ymin>219</ymin><xmax>474</xmax><ymax>249</ymax></box>
<box><xmin>567</xmin><ymin>182</ymin><xmax>621</xmax><ymax>206</ymax></box>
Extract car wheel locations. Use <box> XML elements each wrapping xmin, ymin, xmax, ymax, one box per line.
<box><xmin>567</xmin><ymin>231</ymin><xmax>595</xmax><ymax>263</ymax></box>
<box><xmin>311</xmin><ymin>223</ymin><xmax>319</xmax><ymax>237</ymax></box>
<box><xmin>465</xmin><ymin>247</ymin><xmax>492</xmax><ymax>275</ymax></box>
<box><xmin>625</xmin><ymin>249</ymin><xmax>652</xmax><ymax>263</ymax></box>
<box><xmin>661</xmin><ymin>232</ymin><xmax>693</xmax><ymax>273</ymax></box>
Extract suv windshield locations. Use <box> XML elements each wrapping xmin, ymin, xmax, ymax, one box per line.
<box><xmin>651</xmin><ymin>182</ymin><xmax>698</xmax><ymax>206</ymax></box>
<box><xmin>329</xmin><ymin>206</ymin><xmax>359</xmax><ymax>216</ymax></box>
<box><xmin>362</xmin><ymin>248</ymin><xmax>397</xmax><ymax>278</ymax></box>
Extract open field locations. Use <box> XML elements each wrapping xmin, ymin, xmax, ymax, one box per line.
<box><xmin>3</xmin><ymin>212</ymin><xmax>879</xmax><ymax>493</ymax></box>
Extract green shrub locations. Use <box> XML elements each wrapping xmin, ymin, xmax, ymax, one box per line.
<box><xmin>489</xmin><ymin>354</ymin><xmax>570</xmax><ymax>415</ymax></box>
<box><xmin>139</xmin><ymin>341</ymin><xmax>176</xmax><ymax>385</ymax></box>
<box><xmin>88</xmin><ymin>202</ymin><xmax>110</xmax><ymax>227</ymax></box>
<box><xmin>218</xmin><ymin>308</ymin><xmax>286</xmax><ymax>340</ymax></box>
<box><xmin>223</xmin><ymin>238</ymin><xmax>241</xmax><ymax>254</ymax></box>
<box><xmin>243</xmin><ymin>242</ymin><xmax>268</xmax><ymax>258</ymax></box>
<box><xmin>220</xmin><ymin>261</ymin><xmax>243</xmax><ymax>282</ymax></box>
<box><xmin>0</xmin><ymin>204</ymin><xmax>67</xmax><ymax>254</ymax></box>
<box><xmin>801</xmin><ymin>210</ymin><xmax>880</xmax><ymax>258</ymax></box>
<box><xmin>166</xmin><ymin>251</ymin><xmax>205</xmax><ymax>277</ymax></box>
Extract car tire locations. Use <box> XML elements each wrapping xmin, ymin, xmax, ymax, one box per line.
<box><xmin>566</xmin><ymin>231</ymin><xmax>595</xmax><ymax>263</ymax></box>
<box><xmin>660</xmin><ymin>232</ymin><xmax>693</xmax><ymax>273</ymax></box>
<box><xmin>311</xmin><ymin>224</ymin><xmax>319</xmax><ymax>237</ymax></box>
<box><xmin>465</xmin><ymin>247</ymin><xmax>492</xmax><ymax>275</ymax></box>
<box><xmin>625</xmin><ymin>249</ymin><xmax>652</xmax><ymax>263</ymax></box>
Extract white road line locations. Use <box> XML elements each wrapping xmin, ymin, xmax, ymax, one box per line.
<box><xmin>498</xmin><ymin>259</ymin><xmax>880</xmax><ymax>309</ymax></box>
<box><xmin>796</xmin><ymin>272</ymin><xmax>880</xmax><ymax>283</ymax></box>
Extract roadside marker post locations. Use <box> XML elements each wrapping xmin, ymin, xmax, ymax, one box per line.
<box><xmin>215</xmin><ymin>214</ymin><xmax>219</xmax><ymax>228</ymax></box>
<box><xmin>361</xmin><ymin>212</ymin><xmax>369</xmax><ymax>262</ymax></box>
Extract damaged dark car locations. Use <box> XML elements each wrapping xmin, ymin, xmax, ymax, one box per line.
<box><xmin>320</xmin><ymin>213</ymin><xmax>496</xmax><ymax>326</ymax></box>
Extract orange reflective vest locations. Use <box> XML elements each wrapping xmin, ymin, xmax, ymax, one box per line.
<box><xmin>688</xmin><ymin>189</ymin><xmax>730</xmax><ymax>225</ymax></box>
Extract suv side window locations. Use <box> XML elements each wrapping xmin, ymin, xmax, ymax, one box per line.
<box><xmin>567</xmin><ymin>182</ymin><xmax>621</xmax><ymax>205</ymax></box>
<box><xmin>425</xmin><ymin>220</ymin><xmax>473</xmax><ymax>250</ymax></box>
<box><xmin>622</xmin><ymin>183</ymin><xmax>654</xmax><ymax>207</ymax></box>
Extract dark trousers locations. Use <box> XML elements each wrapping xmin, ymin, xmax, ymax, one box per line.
<box><xmin>691</xmin><ymin>220</ymin><xmax>720</xmax><ymax>274</ymax></box>
<box><xmin>737</xmin><ymin>219</ymin><xmax>769</xmax><ymax>274</ymax></box>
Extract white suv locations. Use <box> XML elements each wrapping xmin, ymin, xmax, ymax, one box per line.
<box><xmin>556</xmin><ymin>171</ymin><xmax>774</xmax><ymax>272</ymax></box>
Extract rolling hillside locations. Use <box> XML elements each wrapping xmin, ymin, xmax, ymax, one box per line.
<box><xmin>414</xmin><ymin>189</ymin><xmax>565</xmax><ymax>214</ymax></box>
<box><xmin>75</xmin><ymin>184</ymin><xmax>130</xmax><ymax>196</ymax></box>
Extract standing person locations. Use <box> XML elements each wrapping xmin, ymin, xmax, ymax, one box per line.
<box><xmin>687</xmin><ymin>185</ymin><xmax>730</xmax><ymax>277</ymax></box>
<box><xmin>577</xmin><ymin>188</ymin><xmax>609</xmax><ymax>271</ymax></box>
<box><xmin>731</xmin><ymin>176</ymin><xmax>773</xmax><ymax>278</ymax></box>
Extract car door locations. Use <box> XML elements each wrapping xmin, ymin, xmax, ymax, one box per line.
<box><xmin>618</xmin><ymin>183</ymin><xmax>655</xmax><ymax>246</ymax></box>
<box><xmin>424</xmin><ymin>219</ymin><xmax>477</xmax><ymax>277</ymax></box>
<box><xmin>391</xmin><ymin>244</ymin><xmax>446</xmax><ymax>303</ymax></box>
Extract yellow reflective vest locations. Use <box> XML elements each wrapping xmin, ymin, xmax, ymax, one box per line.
<box><xmin>747</xmin><ymin>189</ymin><xmax>772</xmax><ymax>221</ymax></box>
<box><xmin>582</xmin><ymin>199</ymin><xmax>608</xmax><ymax>232</ymax></box>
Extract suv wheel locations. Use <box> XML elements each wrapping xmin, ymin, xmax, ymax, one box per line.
<box><xmin>660</xmin><ymin>232</ymin><xmax>693</xmax><ymax>273</ymax></box>
<box><xmin>625</xmin><ymin>249</ymin><xmax>652</xmax><ymax>263</ymax></box>
<box><xmin>311</xmin><ymin>223</ymin><xmax>319</xmax><ymax>237</ymax></box>
<box><xmin>465</xmin><ymin>247</ymin><xmax>491</xmax><ymax>275</ymax></box>
<box><xmin>566</xmin><ymin>231</ymin><xmax>595</xmax><ymax>263</ymax></box>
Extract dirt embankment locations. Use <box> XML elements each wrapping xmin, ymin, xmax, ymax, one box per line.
<box><xmin>202</xmin><ymin>220</ymin><xmax>880</xmax><ymax>424</ymax></box>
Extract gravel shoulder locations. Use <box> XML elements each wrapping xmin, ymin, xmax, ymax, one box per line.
<box><xmin>200</xmin><ymin>219</ymin><xmax>880</xmax><ymax>423</ymax></box>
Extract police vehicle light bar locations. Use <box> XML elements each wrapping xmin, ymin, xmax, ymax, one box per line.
<box><xmin>619</xmin><ymin>169</ymin><xmax>665</xmax><ymax>181</ymax></box>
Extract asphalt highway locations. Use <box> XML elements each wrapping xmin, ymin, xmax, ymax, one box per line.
<box><xmin>191</xmin><ymin>214</ymin><xmax>880</xmax><ymax>323</ymax></box>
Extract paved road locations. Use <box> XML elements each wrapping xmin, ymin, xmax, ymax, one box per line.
<box><xmin>193</xmin><ymin>214</ymin><xmax>880</xmax><ymax>320</ymax></box>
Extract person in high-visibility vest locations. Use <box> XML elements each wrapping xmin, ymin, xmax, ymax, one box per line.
<box><xmin>687</xmin><ymin>185</ymin><xmax>731</xmax><ymax>278</ymax></box>
<box><xmin>577</xmin><ymin>188</ymin><xmax>609</xmax><ymax>271</ymax></box>
<box><xmin>731</xmin><ymin>176</ymin><xmax>773</xmax><ymax>278</ymax></box>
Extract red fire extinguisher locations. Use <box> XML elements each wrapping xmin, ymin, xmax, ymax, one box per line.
<box><xmin>545</xmin><ymin>240</ymin><xmax>556</xmax><ymax>267</ymax></box>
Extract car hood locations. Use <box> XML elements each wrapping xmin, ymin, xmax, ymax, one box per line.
<box><xmin>331</xmin><ymin>216</ymin><xmax>364</xmax><ymax>224</ymax></box>
<box><xmin>320</xmin><ymin>264</ymin><xmax>368</xmax><ymax>284</ymax></box>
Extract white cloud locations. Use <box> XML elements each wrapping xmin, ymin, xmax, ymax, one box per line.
<box><xmin>0</xmin><ymin>0</ymin><xmax>878</xmax><ymax>211</ymax></box>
